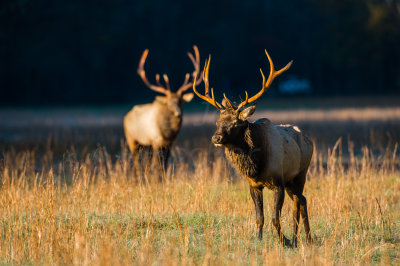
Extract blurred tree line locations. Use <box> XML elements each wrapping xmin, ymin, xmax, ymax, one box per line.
<box><xmin>0</xmin><ymin>0</ymin><xmax>399</xmax><ymax>105</ymax></box>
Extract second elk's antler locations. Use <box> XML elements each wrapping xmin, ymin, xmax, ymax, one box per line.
<box><xmin>137</xmin><ymin>45</ymin><xmax>203</xmax><ymax>95</ymax></box>
<box><xmin>193</xmin><ymin>49</ymin><xmax>293</xmax><ymax>112</ymax></box>
<box><xmin>192</xmin><ymin>55</ymin><xmax>223</xmax><ymax>110</ymax></box>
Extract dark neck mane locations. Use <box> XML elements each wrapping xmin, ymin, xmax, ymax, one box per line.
<box><xmin>225</xmin><ymin>122</ymin><xmax>263</xmax><ymax>178</ymax></box>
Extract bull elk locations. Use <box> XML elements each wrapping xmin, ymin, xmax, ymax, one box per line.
<box><xmin>192</xmin><ymin>50</ymin><xmax>313</xmax><ymax>247</ymax></box>
<box><xmin>124</xmin><ymin>45</ymin><xmax>202</xmax><ymax>170</ymax></box>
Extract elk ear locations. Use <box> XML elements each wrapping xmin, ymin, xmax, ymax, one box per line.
<box><xmin>182</xmin><ymin>93</ymin><xmax>194</xmax><ymax>102</ymax></box>
<box><xmin>238</xmin><ymin>105</ymin><xmax>257</xmax><ymax>120</ymax></box>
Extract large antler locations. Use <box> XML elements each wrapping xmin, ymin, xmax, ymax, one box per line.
<box><xmin>234</xmin><ymin>50</ymin><xmax>293</xmax><ymax>111</ymax></box>
<box><xmin>177</xmin><ymin>45</ymin><xmax>203</xmax><ymax>95</ymax></box>
<box><xmin>192</xmin><ymin>56</ymin><xmax>223</xmax><ymax>110</ymax></box>
<box><xmin>193</xmin><ymin>49</ymin><xmax>292</xmax><ymax>112</ymax></box>
<box><xmin>137</xmin><ymin>49</ymin><xmax>170</xmax><ymax>95</ymax></box>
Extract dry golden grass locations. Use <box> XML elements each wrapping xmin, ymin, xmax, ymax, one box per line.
<box><xmin>0</xmin><ymin>137</ymin><xmax>399</xmax><ymax>265</ymax></box>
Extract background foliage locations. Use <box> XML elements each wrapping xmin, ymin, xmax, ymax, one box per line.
<box><xmin>1</xmin><ymin>0</ymin><xmax>399</xmax><ymax>105</ymax></box>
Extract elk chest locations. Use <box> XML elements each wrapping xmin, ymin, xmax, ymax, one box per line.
<box><xmin>156</xmin><ymin>108</ymin><xmax>182</xmax><ymax>142</ymax></box>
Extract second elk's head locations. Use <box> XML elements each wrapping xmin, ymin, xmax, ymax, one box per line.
<box><xmin>193</xmin><ymin>50</ymin><xmax>292</xmax><ymax>147</ymax></box>
<box><xmin>137</xmin><ymin>45</ymin><xmax>203</xmax><ymax>117</ymax></box>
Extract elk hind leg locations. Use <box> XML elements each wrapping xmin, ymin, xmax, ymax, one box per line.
<box><xmin>125</xmin><ymin>135</ymin><xmax>142</xmax><ymax>172</ymax></box>
<box><xmin>125</xmin><ymin>132</ymin><xmax>138</xmax><ymax>155</ymax></box>
<box><xmin>291</xmin><ymin>169</ymin><xmax>313</xmax><ymax>244</ymax></box>
<box><xmin>285</xmin><ymin>187</ymin><xmax>300</xmax><ymax>247</ymax></box>
<box><xmin>299</xmin><ymin>194</ymin><xmax>312</xmax><ymax>244</ymax></box>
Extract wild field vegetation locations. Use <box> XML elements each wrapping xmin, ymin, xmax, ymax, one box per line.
<box><xmin>0</xmin><ymin>106</ymin><xmax>399</xmax><ymax>264</ymax></box>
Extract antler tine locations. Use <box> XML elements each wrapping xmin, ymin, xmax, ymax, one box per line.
<box><xmin>178</xmin><ymin>45</ymin><xmax>204</xmax><ymax>94</ymax></box>
<box><xmin>192</xmin><ymin>56</ymin><xmax>223</xmax><ymax>110</ymax></box>
<box><xmin>205</xmin><ymin>56</ymin><xmax>223</xmax><ymax>109</ymax></box>
<box><xmin>192</xmin><ymin>45</ymin><xmax>203</xmax><ymax>88</ymax></box>
<box><xmin>180</xmin><ymin>73</ymin><xmax>190</xmax><ymax>87</ymax></box>
<box><xmin>187</xmin><ymin>45</ymin><xmax>200</xmax><ymax>74</ymax></box>
<box><xmin>163</xmin><ymin>74</ymin><xmax>171</xmax><ymax>91</ymax></box>
<box><xmin>235</xmin><ymin>91</ymin><xmax>249</xmax><ymax>111</ymax></box>
<box><xmin>155</xmin><ymin>74</ymin><xmax>162</xmax><ymax>86</ymax></box>
<box><xmin>203</xmin><ymin>56</ymin><xmax>210</xmax><ymax>95</ymax></box>
<box><xmin>244</xmin><ymin>50</ymin><xmax>292</xmax><ymax>105</ymax></box>
<box><xmin>223</xmin><ymin>93</ymin><xmax>237</xmax><ymax>109</ymax></box>
<box><xmin>137</xmin><ymin>49</ymin><xmax>169</xmax><ymax>95</ymax></box>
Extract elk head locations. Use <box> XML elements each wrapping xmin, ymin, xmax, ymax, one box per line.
<box><xmin>137</xmin><ymin>45</ymin><xmax>203</xmax><ymax>117</ymax></box>
<box><xmin>193</xmin><ymin>50</ymin><xmax>292</xmax><ymax>147</ymax></box>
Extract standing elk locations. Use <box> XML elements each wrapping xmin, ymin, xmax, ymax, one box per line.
<box><xmin>124</xmin><ymin>45</ymin><xmax>202</xmax><ymax>170</ymax></box>
<box><xmin>192</xmin><ymin>50</ymin><xmax>313</xmax><ymax>247</ymax></box>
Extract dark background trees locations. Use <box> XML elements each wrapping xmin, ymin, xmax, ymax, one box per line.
<box><xmin>1</xmin><ymin>0</ymin><xmax>399</xmax><ymax>105</ymax></box>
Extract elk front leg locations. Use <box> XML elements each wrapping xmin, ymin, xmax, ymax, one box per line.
<box><xmin>160</xmin><ymin>146</ymin><xmax>170</xmax><ymax>171</ymax></box>
<box><xmin>151</xmin><ymin>147</ymin><xmax>170</xmax><ymax>181</ymax></box>
<box><xmin>153</xmin><ymin>147</ymin><xmax>170</xmax><ymax>170</ymax></box>
<box><xmin>250</xmin><ymin>186</ymin><xmax>264</xmax><ymax>239</ymax></box>
<box><xmin>272</xmin><ymin>184</ymin><xmax>291</xmax><ymax>246</ymax></box>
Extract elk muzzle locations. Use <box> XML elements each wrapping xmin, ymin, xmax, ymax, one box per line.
<box><xmin>173</xmin><ymin>109</ymin><xmax>181</xmax><ymax>117</ymax></box>
<box><xmin>168</xmin><ymin>99</ymin><xmax>182</xmax><ymax>117</ymax></box>
<box><xmin>212</xmin><ymin>133</ymin><xmax>225</xmax><ymax>147</ymax></box>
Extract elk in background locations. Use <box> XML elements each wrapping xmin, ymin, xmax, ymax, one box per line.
<box><xmin>124</xmin><ymin>46</ymin><xmax>202</xmax><ymax>171</ymax></box>
<box><xmin>192</xmin><ymin>50</ymin><xmax>313</xmax><ymax>247</ymax></box>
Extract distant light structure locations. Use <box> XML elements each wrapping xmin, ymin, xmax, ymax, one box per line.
<box><xmin>279</xmin><ymin>75</ymin><xmax>311</xmax><ymax>95</ymax></box>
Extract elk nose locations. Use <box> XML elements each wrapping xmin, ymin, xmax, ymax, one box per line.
<box><xmin>173</xmin><ymin>108</ymin><xmax>181</xmax><ymax>117</ymax></box>
<box><xmin>212</xmin><ymin>134</ymin><xmax>223</xmax><ymax>144</ymax></box>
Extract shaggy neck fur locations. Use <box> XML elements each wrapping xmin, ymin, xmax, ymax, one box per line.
<box><xmin>225</xmin><ymin>122</ymin><xmax>265</xmax><ymax>179</ymax></box>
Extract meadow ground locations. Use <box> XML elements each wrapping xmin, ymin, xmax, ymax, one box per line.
<box><xmin>0</xmin><ymin>98</ymin><xmax>400</xmax><ymax>264</ymax></box>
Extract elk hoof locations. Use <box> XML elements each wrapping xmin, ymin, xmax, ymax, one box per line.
<box><xmin>281</xmin><ymin>236</ymin><xmax>292</xmax><ymax>248</ymax></box>
<box><xmin>257</xmin><ymin>230</ymin><xmax>263</xmax><ymax>240</ymax></box>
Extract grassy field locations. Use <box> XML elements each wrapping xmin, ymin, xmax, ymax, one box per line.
<box><xmin>0</xmin><ymin>103</ymin><xmax>400</xmax><ymax>264</ymax></box>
